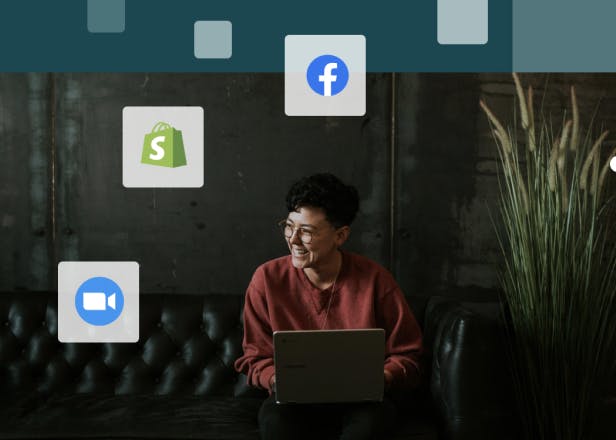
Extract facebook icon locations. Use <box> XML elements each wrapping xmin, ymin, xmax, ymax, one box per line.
<box><xmin>285</xmin><ymin>35</ymin><xmax>364</xmax><ymax>116</ymax></box>
<box><xmin>306</xmin><ymin>54</ymin><xmax>349</xmax><ymax>97</ymax></box>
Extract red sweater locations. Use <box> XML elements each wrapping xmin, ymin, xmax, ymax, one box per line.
<box><xmin>234</xmin><ymin>251</ymin><xmax>423</xmax><ymax>392</ymax></box>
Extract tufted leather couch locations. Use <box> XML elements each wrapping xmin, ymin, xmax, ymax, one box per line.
<box><xmin>0</xmin><ymin>292</ymin><xmax>514</xmax><ymax>440</ymax></box>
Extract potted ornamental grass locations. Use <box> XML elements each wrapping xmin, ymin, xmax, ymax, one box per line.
<box><xmin>480</xmin><ymin>74</ymin><xmax>616</xmax><ymax>440</ymax></box>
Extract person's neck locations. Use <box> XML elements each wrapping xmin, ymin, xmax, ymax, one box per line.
<box><xmin>303</xmin><ymin>250</ymin><xmax>342</xmax><ymax>290</ymax></box>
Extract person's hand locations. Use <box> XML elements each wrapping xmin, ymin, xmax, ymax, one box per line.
<box><xmin>269</xmin><ymin>374</ymin><xmax>276</xmax><ymax>391</ymax></box>
<box><xmin>384</xmin><ymin>370</ymin><xmax>394</xmax><ymax>391</ymax></box>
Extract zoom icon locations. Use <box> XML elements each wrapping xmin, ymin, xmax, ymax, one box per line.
<box><xmin>306</xmin><ymin>54</ymin><xmax>349</xmax><ymax>97</ymax></box>
<box><xmin>75</xmin><ymin>277</ymin><xmax>124</xmax><ymax>326</ymax></box>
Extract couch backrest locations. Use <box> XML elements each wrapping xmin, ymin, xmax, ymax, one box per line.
<box><xmin>0</xmin><ymin>291</ymin><xmax>434</xmax><ymax>402</ymax></box>
<box><xmin>0</xmin><ymin>292</ymin><xmax>249</xmax><ymax>400</ymax></box>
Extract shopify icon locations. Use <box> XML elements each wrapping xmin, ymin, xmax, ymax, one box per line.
<box><xmin>148</xmin><ymin>136</ymin><xmax>166</xmax><ymax>160</ymax></box>
<box><xmin>141</xmin><ymin>122</ymin><xmax>187</xmax><ymax>168</ymax></box>
<box><xmin>123</xmin><ymin>106</ymin><xmax>204</xmax><ymax>188</ymax></box>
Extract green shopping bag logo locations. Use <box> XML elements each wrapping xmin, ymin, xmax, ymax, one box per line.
<box><xmin>140</xmin><ymin>122</ymin><xmax>187</xmax><ymax>168</ymax></box>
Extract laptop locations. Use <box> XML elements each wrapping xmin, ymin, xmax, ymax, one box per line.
<box><xmin>273</xmin><ymin>328</ymin><xmax>385</xmax><ymax>404</ymax></box>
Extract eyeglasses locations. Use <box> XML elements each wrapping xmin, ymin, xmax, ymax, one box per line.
<box><xmin>278</xmin><ymin>220</ymin><xmax>317</xmax><ymax>244</ymax></box>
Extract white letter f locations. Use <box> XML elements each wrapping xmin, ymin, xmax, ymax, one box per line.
<box><xmin>318</xmin><ymin>62</ymin><xmax>338</xmax><ymax>96</ymax></box>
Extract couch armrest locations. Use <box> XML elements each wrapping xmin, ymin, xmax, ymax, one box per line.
<box><xmin>424</xmin><ymin>297</ymin><xmax>518</xmax><ymax>440</ymax></box>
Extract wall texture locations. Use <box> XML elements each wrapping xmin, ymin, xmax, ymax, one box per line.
<box><xmin>1</xmin><ymin>73</ymin><xmax>615</xmax><ymax>299</ymax></box>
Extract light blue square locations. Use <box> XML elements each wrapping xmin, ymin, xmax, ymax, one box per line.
<box><xmin>194</xmin><ymin>21</ymin><xmax>232</xmax><ymax>59</ymax></box>
<box><xmin>88</xmin><ymin>0</ymin><xmax>125</xmax><ymax>33</ymax></box>
<box><xmin>438</xmin><ymin>0</ymin><xmax>488</xmax><ymax>45</ymax></box>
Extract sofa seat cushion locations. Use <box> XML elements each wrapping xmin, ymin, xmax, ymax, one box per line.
<box><xmin>0</xmin><ymin>394</ymin><xmax>438</xmax><ymax>440</ymax></box>
<box><xmin>1</xmin><ymin>394</ymin><xmax>262</xmax><ymax>440</ymax></box>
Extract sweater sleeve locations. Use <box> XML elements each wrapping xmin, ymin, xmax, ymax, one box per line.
<box><xmin>380</xmin><ymin>287</ymin><xmax>423</xmax><ymax>389</ymax></box>
<box><xmin>234</xmin><ymin>269</ymin><xmax>276</xmax><ymax>392</ymax></box>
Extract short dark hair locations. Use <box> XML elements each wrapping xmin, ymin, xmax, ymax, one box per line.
<box><xmin>285</xmin><ymin>173</ymin><xmax>359</xmax><ymax>227</ymax></box>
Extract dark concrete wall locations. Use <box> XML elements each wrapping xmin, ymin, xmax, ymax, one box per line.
<box><xmin>1</xmin><ymin>73</ymin><xmax>615</xmax><ymax>299</ymax></box>
<box><xmin>0</xmin><ymin>74</ymin><xmax>52</xmax><ymax>291</ymax></box>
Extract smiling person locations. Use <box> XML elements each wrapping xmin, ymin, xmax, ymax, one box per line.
<box><xmin>234</xmin><ymin>173</ymin><xmax>423</xmax><ymax>440</ymax></box>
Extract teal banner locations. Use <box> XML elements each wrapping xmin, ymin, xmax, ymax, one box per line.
<box><xmin>5</xmin><ymin>1</ymin><xmax>616</xmax><ymax>72</ymax></box>
<box><xmin>0</xmin><ymin>0</ymin><xmax>512</xmax><ymax>72</ymax></box>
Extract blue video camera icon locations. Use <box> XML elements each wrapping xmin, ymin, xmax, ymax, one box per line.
<box><xmin>75</xmin><ymin>277</ymin><xmax>125</xmax><ymax>326</ymax></box>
